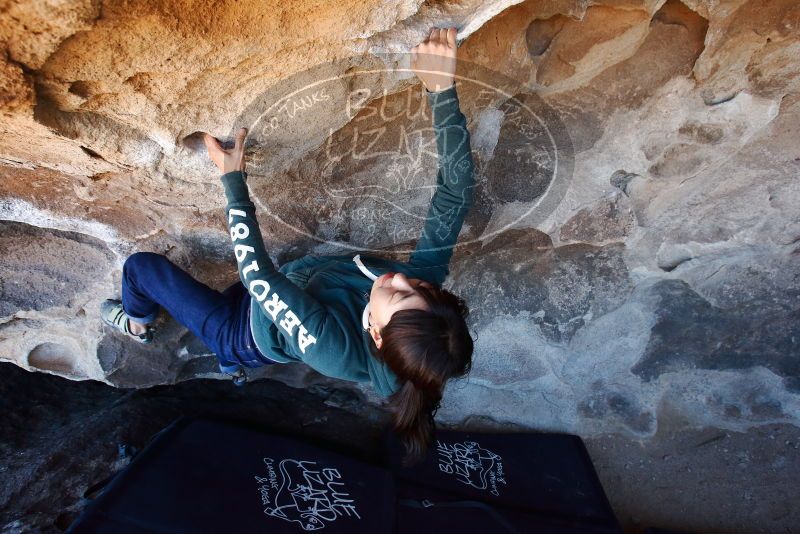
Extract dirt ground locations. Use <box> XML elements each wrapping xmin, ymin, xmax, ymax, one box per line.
<box><xmin>586</xmin><ymin>423</ymin><xmax>800</xmax><ymax>533</ymax></box>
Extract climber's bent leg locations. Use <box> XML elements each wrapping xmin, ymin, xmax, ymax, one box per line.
<box><xmin>120</xmin><ymin>251</ymin><xmax>270</xmax><ymax>368</ymax></box>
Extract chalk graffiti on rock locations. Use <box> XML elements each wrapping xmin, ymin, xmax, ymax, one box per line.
<box><xmin>263</xmin><ymin>88</ymin><xmax>332</xmax><ymax>133</ymax></box>
<box><xmin>232</xmin><ymin>59</ymin><xmax>574</xmax><ymax>253</ymax></box>
<box><xmin>254</xmin><ymin>457</ymin><xmax>361</xmax><ymax>531</ymax></box>
<box><xmin>435</xmin><ymin>440</ymin><xmax>507</xmax><ymax>496</ymax></box>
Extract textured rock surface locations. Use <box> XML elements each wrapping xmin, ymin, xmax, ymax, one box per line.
<box><xmin>1</xmin><ymin>0</ymin><xmax>798</xmax><ymax>477</ymax></box>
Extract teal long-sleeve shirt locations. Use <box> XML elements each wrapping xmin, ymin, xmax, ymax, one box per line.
<box><xmin>219</xmin><ymin>83</ymin><xmax>475</xmax><ymax>397</ymax></box>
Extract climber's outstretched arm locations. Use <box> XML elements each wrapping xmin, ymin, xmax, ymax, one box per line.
<box><xmin>407</xmin><ymin>27</ymin><xmax>476</xmax><ymax>286</ymax></box>
<box><xmin>202</xmin><ymin>130</ymin><xmax>349</xmax><ymax>365</ymax></box>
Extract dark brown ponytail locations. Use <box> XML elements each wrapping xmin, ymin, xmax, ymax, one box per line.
<box><xmin>369</xmin><ymin>285</ymin><xmax>473</xmax><ymax>467</ymax></box>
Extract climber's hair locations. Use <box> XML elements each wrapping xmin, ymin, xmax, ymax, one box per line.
<box><xmin>368</xmin><ymin>284</ymin><xmax>473</xmax><ymax>467</ymax></box>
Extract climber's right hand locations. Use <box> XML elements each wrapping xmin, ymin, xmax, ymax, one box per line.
<box><xmin>203</xmin><ymin>127</ymin><xmax>248</xmax><ymax>174</ymax></box>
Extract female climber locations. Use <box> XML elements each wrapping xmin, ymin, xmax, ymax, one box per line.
<box><xmin>101</xmin><ymin>27</ymin><xmax>475</xmax><ymax>465</ymax></box>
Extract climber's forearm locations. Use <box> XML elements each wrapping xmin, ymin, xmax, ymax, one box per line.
<box><xmin>427</xmin><ymin>83</ymin><xmax>475</xmax><ymax>208</ymax></box>
<box><xmin>407</xmin><ymin>84</ymin><xmax>475</xmax><ymax>283</ymax></box>
<box><xmin>219</xmin><ymin>170</ymin><xmax>330</xmax><ymax>355</ymax></box>
<box><xmin>221</xmin><ymin>171</ymin><xmax>291</xmax><ymax>310</ymax></box>
<box><xmin>220</xmin><ymin>171</ymin><xmax>280</xmax><ymax>286</ymax></box>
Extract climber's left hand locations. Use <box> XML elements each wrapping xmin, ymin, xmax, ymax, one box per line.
<box><xmin>203</xmin><ymin>127</ymin><xmax>248</xmax><ymax>174</ymax></box>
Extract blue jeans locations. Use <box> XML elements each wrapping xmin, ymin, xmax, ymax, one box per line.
<box><xmin>120</xmin><ymin>251</ymin><xmax>276</xmax><ymax>371</ymax></box>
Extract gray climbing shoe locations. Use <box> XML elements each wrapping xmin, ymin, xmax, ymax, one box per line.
<box><xmin>101</xmin><ymin>299</ymin><xmax>154</xmax><ymax>344</ymax></box>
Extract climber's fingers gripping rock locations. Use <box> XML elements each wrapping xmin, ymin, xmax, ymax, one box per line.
<box><xmin>410</xmin><ymin>26</ymin><xmax>458</xmax><ymax>93</ymax></box>
<box><xmin>203</xmin><ymin>127</ymin><xmax>248</xmax><ymax>175</ymax></box>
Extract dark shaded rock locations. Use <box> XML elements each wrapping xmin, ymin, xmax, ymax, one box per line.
<box><xmin>98</xmin><ymin>316</ymin><xmax>215</xmax><ymax>388</ymax></box>
<box><xmin>309</xmin><ymin>384</ymin><xmax>369</xmax><ymax>411</ymax></box>
<box><xmin>0</xmin><ymin>221</ymin><xmax>115</xmax><ymax>316</ymax></box>
<box><xmin>481</xmin><ymin>92</ymin><xmax>571</xmax><ymax>207</ymax></box>
<box><xmin>450</xmin><ymin>228</ymin><xmax>632</xmax><ymax>343</ymax></box>
<box><xmin>631</xmin><ymin>279</ymin><xmax>800</xmax><ymax>390</ymax></box>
